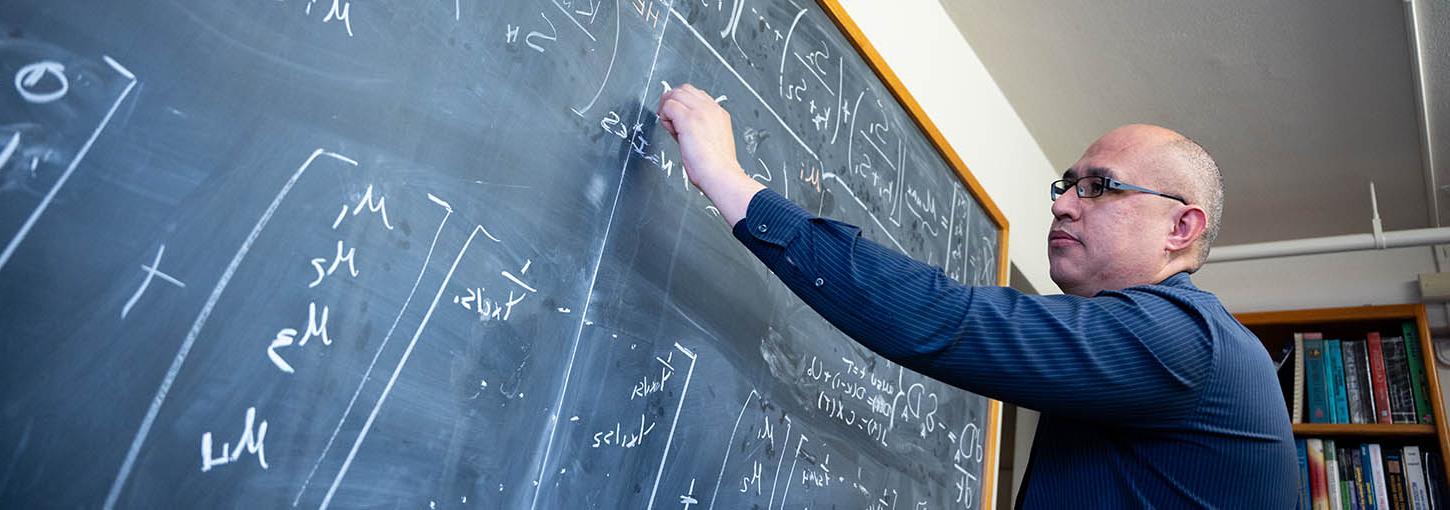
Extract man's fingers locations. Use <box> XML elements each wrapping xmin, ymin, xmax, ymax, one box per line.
<box><xmin>679</xmin><ymin>83</ymin><xmax>714</xmax><ymax>103</ymax></box>
<box><xmin>658</xmin><ymin>83</ymin><xmax>730</xmax><ymax>141</ymax></box>
<box><xmin>659</xmin><ymin>98</ymin><xmax>690</xmax><ymax>135</ymax></box>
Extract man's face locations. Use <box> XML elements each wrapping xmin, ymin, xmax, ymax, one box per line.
<box><xmin>1048</xmin><ymin>137</ymin><xmax>1178</xmax><ymax>296</ymax></box>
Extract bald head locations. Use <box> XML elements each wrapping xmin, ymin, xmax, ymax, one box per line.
<box><xmin>1092</xmin><ymin>124</ymin><xmax>1222</xmax><ymax>270</ymax></box>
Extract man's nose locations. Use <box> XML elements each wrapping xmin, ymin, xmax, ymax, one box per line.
<box><xmin>1051</xmin><ymin>189</ymin><xmax>1080</xmax><ymax>221</ymax></box>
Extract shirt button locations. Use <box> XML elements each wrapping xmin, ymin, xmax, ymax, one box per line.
<box><xmin>814</xmin><ymin>278</ymin><xmax>824</xmax><ymax>287</ymax></box>
<box><xmin>758</xmin><ymin>224</ymin><xmax>768</xmax><ymax>233</ymax></box>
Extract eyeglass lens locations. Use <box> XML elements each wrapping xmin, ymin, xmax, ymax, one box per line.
<box><xmin>1076</xmin><ymin>176</ymin><xmax>1105</xmax><ymax>197</ymax></box>
<box><xmin>1051</xmin><ymin>176</ymin><xmax>1106</xmax><ymax>200</ymax></box>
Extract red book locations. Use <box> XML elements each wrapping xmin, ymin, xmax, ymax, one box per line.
<box><xmin>1307</xmin><ymin>438</ymin><xmax>1328</xmax><ymax>509</ymax></box>
<box><xmin>1367</xmin><ymin>332</ymin><xmax>1394</xmax><ymax>424</ymax></box>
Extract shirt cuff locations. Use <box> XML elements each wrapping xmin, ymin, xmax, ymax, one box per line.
<box><xmin>731</xmin><ymin>188</ymin><xmax>813</xmax><ymax>248</ymax></box>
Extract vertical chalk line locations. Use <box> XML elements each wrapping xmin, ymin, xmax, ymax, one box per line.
<box><xmin>103</xmin><ymin>149</ymin><xmax>356</xmax><ymax>510</ymax></box>
<box><xmin>708</xmin><ymin>389</ymin><xmax>757</xmax><ymax>510</ymax></box>
<box><xmin>319</xmin><ymin>224</ymin><xmax>493</xmax><ymax>510</ymax></box>
<box><xmin>526</xmin><ymin>2</ymin><xmax>675</xmax><ymax>508</ymax></box>
<box><xmin>292</xmin><ymin>196</ymin><xmax>453</xmax><ymax>506</ymax></box>
<box><xmin>645</xmin><ymin>343</ymin><xmax>697</xmax><ymax>510</ymax></box>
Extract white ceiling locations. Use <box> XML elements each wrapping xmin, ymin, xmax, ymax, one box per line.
<box><xmin>941</xmin><ymin>0</ymin><xmax>1448</xmax><ymax>246</ymax></box>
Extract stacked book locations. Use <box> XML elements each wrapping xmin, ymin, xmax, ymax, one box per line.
<box><xmin>1288</xmin><ymin>323</ymin><xmax>1435</xmax><ymax>425</ymax></box>
<box><xmin>1297</xmin><ymin>438</ymin><xmax>1447</xmax><ymax>510</ymax></box>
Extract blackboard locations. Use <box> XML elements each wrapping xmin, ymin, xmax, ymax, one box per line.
<box><xmin>0</xmin><ymin>0</ymin><xmax>1008</xmax><ymax>508</ymax></box>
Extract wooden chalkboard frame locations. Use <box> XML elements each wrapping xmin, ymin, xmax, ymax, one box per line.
<box><xmin>815</xmin><ymin>1</ymin><xmax>1012</xmax><ymax>507</ymax></box>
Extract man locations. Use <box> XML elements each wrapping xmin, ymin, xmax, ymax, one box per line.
<box><xmin>657</xmin><ymin>84</ymin><xmax>1297</xmax><ymax>508</ymax></box>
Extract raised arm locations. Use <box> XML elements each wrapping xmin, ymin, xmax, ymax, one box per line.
<box><xmin>732</xmin><ymin>188</ymin><xmax>1214</xmax><ymax>425</ymax></box>
<box><xmin>656</xmin><ymin>83</ymin><xmax>764</xmax><ymax>225</ymax></box>
<box><xmin>657</xmin><ymin>84</ymin><xmax>1214</xmax><ymax>426</ymax></box>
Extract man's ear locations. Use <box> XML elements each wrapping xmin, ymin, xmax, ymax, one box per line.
<box><xmin>1167</xmin><ymin>205</ymin><xmax>1207</xmax><ymax>252</ymax></box>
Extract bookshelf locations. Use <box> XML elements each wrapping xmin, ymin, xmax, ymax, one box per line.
<box><xmin>1236</xmin><ymin>303</ymin><xmax>1450</xmax><ymax>488</ymax></box>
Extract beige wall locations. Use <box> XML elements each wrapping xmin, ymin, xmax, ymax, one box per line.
<box><xmin>1194</xmin><ymin>246</ymin><xmax>1437</xmax><ymax>313</ymax></box>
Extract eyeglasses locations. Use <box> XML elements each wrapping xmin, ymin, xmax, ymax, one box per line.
<box><xmin>1050</xmin><ymin>175</ymin><xmax>1188</xmax><ymax>205</ymax></box>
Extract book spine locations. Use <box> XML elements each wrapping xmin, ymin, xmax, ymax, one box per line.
<box><xmin>1374</xmin><ymin>444</ymin><xmax>1392</xmax><ymax>510</ymax></box>
<box><xmin>1295</xmin><ymin>333</ymin><xmax>1307</xmax><ymax>424</ymax></box>
<box><xmin>1327</xmin><ymin>439</ymin><xmax>1343</xmax><ymax>510</ymax></box>
<box><xmin>1300</xmin><ymin>439</ymin><xmax>1312</xmax><ymax>509</ymax></box>
<box><xmin>1308</xmin><ymin>338</ymin><xmax>1330</xmax><ymax>423</ymax></box>
<box><xmin>1405</xmin><ymin>446</ymin><xmax>1430</xmax><ymax>510</ymax></box>
<box><xmin>1341</xmin><ymin>446</ymin><xmax>1357</xmax><ymax>510</ymax></box>
<box><xmin>1344</xmin><ymin>340</ymin><xmax>1370</xmax><ymax>424</ymax></box>
<box><xmin>1385</xmin><ymin>338</ymin><xmax>1417</xmax><ymax>424</ymax></box>
<box><xmin>1388</xmin><ymin>448</ymin><xmax>1410</xmax><ymax>510</ymax></box>
<box><xmin>1328</xmin><ymin>340</ymin><xmax>1350</xmax><ymax>423</ymax></box>
<box><xmin>1369</xmin><ymin>333</ymin><xmax>1394</xmax><ymax>424</ymax></box>
<box><xmin>1359</xmin><ymin>444</ymin><xmax>1377</xmax><ymax>510</ymax></box>
<box><xmin>1311</xmin><ymin>438</ymin><xmax>1329</xmax><ymax>509</ymax></box>
<box><xmin>1364</xmin><ymin>342</ymin><xmax>1381</xmax><ymax>426</ymax></box>
<box><xmin>1403</xmin><ymin>322</ymin><xmax>1433</xmax><ymax>425</ymax></box>
<box><xmin>1424</xmin><ymin>450</ymin><xmax>1446</xmax><ymax>510</ymax></box>
<box><xmin>1345</xmin><ymin>446</ymin><xmax>1357</xmax><ymax>510</ymax></box>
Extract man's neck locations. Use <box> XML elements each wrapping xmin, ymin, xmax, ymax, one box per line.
<box><xmin>1060</xmin><ymin>267</ymin><xmax>1186</xmax><ymax>297</ymax></box>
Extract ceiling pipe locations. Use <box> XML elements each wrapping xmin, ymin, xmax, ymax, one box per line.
<box><xmin>1206</xmin><ymin>182</ymin><xmax>1445</xmax><ymax>263</ymax></box>
<box><xmin>1206</xmin><ymin>226</ymin><xmax>1450</xmax><ymax>264</ymax></box>
<box><xmin>1403</xmin><ymin>0</ymin><xmax>1439</xmax><ymax>227</ymax></box>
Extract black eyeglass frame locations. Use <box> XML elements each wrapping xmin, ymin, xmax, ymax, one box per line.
<box><xmin>1050</xmin><ymin>175</ymin><xmax>1188</xmax><ymax>205</ymax></box>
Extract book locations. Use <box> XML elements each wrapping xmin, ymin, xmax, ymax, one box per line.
<box><xmin>1405</xmin><ymin>445</ymin><xmax>1429</xmax><ymax>510</ymax></box>
<box><xmin>1385</xmin><ymin>337</ymin><xmax>1418</xmax><ymax>424</ymax></box>
<box><xmin>1403</xmin><ymin>322</ymin><xmax>1434</xmax><ymax>424</ymax></box>
<box><xmin>1372</xmin><ymin>444</ymin><xmax>1391</xmax><ymax>510</ymax></box>
<box><xmin>1294</xmin><ymin>333</ymin><xmax>1308</xmax><ymax>424</ymax></box>
<box><xmin>1358</xmin><ymin>444</ymin><xmax>1377</xmax><ymax>510</ymax></box>
<box><xmin>1424</xmin><ymin>449</ymin><xmax>1446</xmax><ymax>510</ymax></box>
<box><xmin>1388</xmin><ymin>447</ymin><xmax>1410</xmax><ymax>510</ymax></box>
<box><xmin>1340</xmin><ymin>446</ymin><xmax>1358</xmax><ymax>510</ymax></box>
<box><xmin>1299</xmin><ymin>439</ymin><xmax>1311</xmax><ymax>509</ymax></box>
<box><xmin>1364</xmin><ymin>340</ymin><xmax>1382</xmax><ymax>425</ymax></box>
<box><xmin>1327</xmin><ymin>340</ymin><xmax>1350</xmax><ymax>423</ymax></box>
<box><xmin>1327</xmin><ymin>439</ymin><xmax>1343</xmax><ymax>510</ymax></box>
<box><xmin>1350</xmin><ymin>446</ymin><xmax>1371</xmax><ymax>510</ymax></box>
<box><xmin>1368</xmin><ymin>333</ymin><xmax>1395</xmax><ymax>424</ymax></box>
<box><xmin>1307</xmin><ymin>337</ymin><xmax>1330</xmax><ymax>423</ymax></box>
<box><xmin>1310</xmin><ymin>438</ymin><xmax>1328</xmax><ymax>509</ymax></box>
<box><xmin>1343</xmin><ymin>339</ymin><xmax>1373</xmax><ymax>424</ymax></box>
<box><xmin>1275</xmin><ymin>340</ymin><xmax>1297</xmax><ymax>423</ymax></box>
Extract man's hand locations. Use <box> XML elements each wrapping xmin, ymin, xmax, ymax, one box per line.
<box><xmin>657</xmin><ymin>83</ymin><xmax>765</xmax><ymax>226</ymax></box>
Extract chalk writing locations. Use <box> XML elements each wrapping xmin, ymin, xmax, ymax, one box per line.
<box><xmin>303</xmin><ymin>0</ymin><xmax>354</xmax><ymax>36</ymax></box>
<box><xmin>14</xmin><ymin>61</ymin><xmax>68</xmax><ymax>103</ymax></box>
<box><xmin>121</xmin><ymin>245</ymin><xmax>186</xmax><ymax>319</ymax></box>
<box><xmin>200</xmin><ymin>406</ymin><xmax>268</xmax><ymax>472</ymax></box>
<box><xmin>308</xmin><ymin>240</ymin><xmax>358</xmax><ymax>288</ymax></box>
<box><xmin>266</xmin><ymin>301</ymin><xmax>334</xmax><ymax>374</ymax></box>
<box><xmin>591</xmin><ymin>413</ymin><xmax>656</xmax><ymax>448</ymax></box>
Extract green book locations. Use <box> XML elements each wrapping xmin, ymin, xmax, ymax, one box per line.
<box><xmin>1403</xmin><ymin>322</ymin><xmax>1433</xmax><ymax>424</ymax></box>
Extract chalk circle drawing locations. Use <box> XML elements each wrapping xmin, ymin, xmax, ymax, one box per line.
<box><xmin>15</xmin><ymin>61</ymin><xmax>69</xmax><ymax>103</ymax></box>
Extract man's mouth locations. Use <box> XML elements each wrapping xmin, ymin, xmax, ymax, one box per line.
<box><xmin>1048</xmin><ymin>231</ymin><xmax>1080</xmax><ymax>246</ymax></box>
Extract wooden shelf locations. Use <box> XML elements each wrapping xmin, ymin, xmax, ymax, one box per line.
<box><xmin>1293</xmin><ymin>423</ymin><xmax>1437</xmax><ymax>438</ymax></box>
<box><xmin>1237</xmin><ymin>303</ymin><xmax>1450</xmax><ymax>489</ymax></box>
<box><xmin>1237</xmin><ymin>304</ymin><xmax>1425</xmax><ymax>326</ymax></box>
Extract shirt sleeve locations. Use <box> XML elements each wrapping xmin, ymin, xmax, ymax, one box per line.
<box><xmin>731</xmin><ymin>188</ymin><xmax>1215</xmax><ymax>426</ymax></box>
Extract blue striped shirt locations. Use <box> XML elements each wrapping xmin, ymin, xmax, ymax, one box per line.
<box><xmin>731</xmin><ymin>189</ymin><xmax>1297</xmax><ymax>508</ymax></box>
